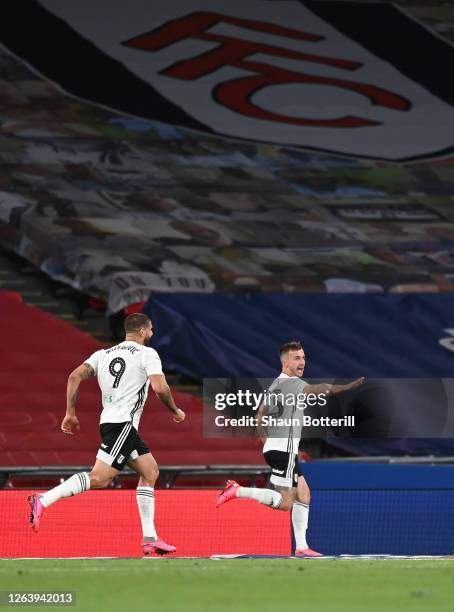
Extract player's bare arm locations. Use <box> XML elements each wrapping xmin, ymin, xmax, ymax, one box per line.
<box><xmin>304</xmin><ymin>377</ymin><xmax>364</xmax><ymax>397</ymax></box>
<box><xmin>61</xmin><ymin>363</ymin><xmax>95</xmax><ymax>435</ymax></box>
<box><xmin>149</xmin><ymin>374</ymin><xmax>186</xmax><ymax>423</ymax></box>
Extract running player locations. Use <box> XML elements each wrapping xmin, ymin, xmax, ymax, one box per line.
<box><xmin>27</xmin><ymin>313</ymin><xmax>186</xmax><ymax>556</ymax></box>
<box><xmin>216</xmin><ymin>340</ymin><xmax>363</xmax><ymax>557</ymax></box>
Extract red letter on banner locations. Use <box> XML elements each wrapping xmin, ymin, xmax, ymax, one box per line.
<box><xmin>124</xmin><ymin>11</ymin><xmax>410</xmax><ymax>127</ymax></box>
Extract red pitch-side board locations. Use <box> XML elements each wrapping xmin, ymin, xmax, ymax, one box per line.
<box><xmin>1</xmin><ymin>490</ymin><xmax>290</xmax><ymax>558</ymax></box>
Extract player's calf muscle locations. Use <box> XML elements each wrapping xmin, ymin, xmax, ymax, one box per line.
<box><xmin>296</xmin><ymin>489</ymin><xmax>310</xmax><ymax>504</ymax></box>
<box><xmin>296</xmin><ymin>477</ymin><xmax>311</xmax><ymax>504</ymax></box>
<box><xmin>87</xmin><ymin>461</ymin><xmax>118</xmax><ymax>489</ymax></box>
<box><xmin>87</xmin><ymin>473</ymin><xmax>112</xmax><ymax>489</ymax></box>
<box><xmin>138</xmin><ymin>475</ymin><xmax>157</xmax><ymax>487</ymax></box>
<box><xmin>136</xmin><ymin>466</ymin><xmax>159</xmax><ymax>487</ymax></box>
<box><xmin>274</xmin><ymin>485</ymin><xmax>295</xmax><ymax>510</ymax></box>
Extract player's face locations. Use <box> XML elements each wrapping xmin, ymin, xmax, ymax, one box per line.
<box><xmin>284</xmin><ymin>349</ymin><xmax>306</xmax><ymax>377</ymax></box>
<box><xmin>142</xmin><ymin>322</ymin><xmax>153</xmax><ymax>346</ymax></box>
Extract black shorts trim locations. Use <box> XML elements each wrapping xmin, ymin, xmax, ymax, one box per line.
<box><xmin>264</xmin><ymin>450</ymin><xmax>302</xmax><ymax>487</ymax></box>
<box><xmin>98</xmin><ymin>422</ymin><xmax>150</xmax><ymax>471</ymax></box>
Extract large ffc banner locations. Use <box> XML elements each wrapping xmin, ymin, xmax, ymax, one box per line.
<box><xmin>3</xmin><ymin>0</ymin><xmax>454</xmax><ymax>161</ymax></box>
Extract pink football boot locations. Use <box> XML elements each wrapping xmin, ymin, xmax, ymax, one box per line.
<box><xmin>27</xmin><ymin>493</ymin><xmax>44</xmax><ymax>533</ymax></box>
<box><xmin>216</xmin><ymin>480</ymin><xmax>240</xmax><ymax>508</ymax></box>
<box><xmin>142</xmin><ymin>540</ymin><xmax>177</xmax><ymax>556</ymax></box>
<box><xmin>295</xmin><ymin>548</ymin><xmax>323</xmax><ymax>558</ymax></box>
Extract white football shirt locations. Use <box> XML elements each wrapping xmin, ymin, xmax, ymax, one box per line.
<box><xmin>84</xmin><ymin>341</ymin><xmax>163</xmax><ymax>429</ymax></box>
<box><xmin>262</xmin><ymin>373</ymin><xmax>307</xmax><ymax>455</ymax></box>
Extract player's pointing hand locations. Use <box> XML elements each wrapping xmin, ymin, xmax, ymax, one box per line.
<box><xmin>173</xmin><ymin>408</ymin><xmax>186</xmax><ymax>423</ymax></box>
<box><xmin>61</xmin><ymin>414</ymin><xmax>80</xmax><ymax>435</ymax></box>
<box><xmin>326</xmin><ymin>377</ymin><xmax>365</xmax><ymax>394</ymax></box>
<box><xmin>346</xmin><ymin>377</ymin><xmax>365</xmax><ymax>391</ymax></box>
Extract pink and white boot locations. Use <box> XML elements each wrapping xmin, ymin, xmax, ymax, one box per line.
<box><xmin>27</xmin><ymin>493</ymin><xmax>44</xmax><ymax>533</ymax></box>
<box><xmin>142</xmin><ymin>540</ymin><xmax>177</xmax><ymax>556</ymax></box>
<box><xmin>215</xmin><ymin>480</ymin><xmax>240</xmax><ymax>508</ymax></box>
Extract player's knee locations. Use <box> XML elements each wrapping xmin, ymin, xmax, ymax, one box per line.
<box><xmin>141</xmin><ymin>468</ymin><xmax>158</xmax><ymax>487</ymax></box>
<box><xmin>153</xmin><ymin>465</ymin><xmax>159</xmax><ymax>481</ymax></box>
<box><xmin>150</xmin><ymin>463</ymin><xmax>159</xmax><ymax>482</ymax></box>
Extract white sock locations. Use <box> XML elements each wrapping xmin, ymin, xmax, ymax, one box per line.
<box><xmin>39</xmin><ymin>472</ymin><xmax>90</xmax><ymax>508</ymax></box>
<box><xmin>136</xmin><ymin>486</ymin><xmax>157</xmax><ymax>540</ymax></box>
<box><xmin>292</xmin><ymin>502</ymin><xmax>310</xmax><ymax>550</ymax></box>
<box><xmin>237</xmin><ymin>487</ymin><xmax>282</xmax><ymax>509</ymax></box>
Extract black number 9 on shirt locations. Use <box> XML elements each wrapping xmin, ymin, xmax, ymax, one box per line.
<box><xmin>109</xmin><ymin>357</ymin><xmax>126</xmax><ymax>388</ymax></box>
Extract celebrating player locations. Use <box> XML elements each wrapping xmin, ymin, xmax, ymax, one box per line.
<box><xmin>27</xmin><ymin>313</ymin><xmax>185</xmax><ymax>556</ymax></box>
<box><xmin>216</xmin><ymin>340</ymin><xmax>363</xmax><ymax>557</ymax></box>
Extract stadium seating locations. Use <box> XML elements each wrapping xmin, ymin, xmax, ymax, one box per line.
<box><xmin>0</xmin><ymin>291</ymin><xmax>263</xmax><ymax>468</ymax></box>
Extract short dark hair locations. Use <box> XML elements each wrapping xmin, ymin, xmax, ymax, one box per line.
<box><xmin>124</xmin><ymin>313</ymin><xmax>151</xmax><ymax>334</ymax></box>
<box><xmin>279</xmin><ymin>341</ymin><xmax>303</xmax><ymax>358</ymax></box>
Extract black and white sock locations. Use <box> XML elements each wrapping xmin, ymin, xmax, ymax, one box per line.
<box><xmin>136</xmin><ymin>486</ymin><xmax>157</xmax><ymax>540</ymax></box>
<box><xmin>40</xmin><ymin>472</ymin><xmax>91</xmax><ymax>508</ymax></box>
<box><xmin>292</xmin><ymin>502</ymin><xmax>310</xmax><ymax>550</ymax></box>
<box><xmin>237</xmin><ymin>487</ymin><xmax>283</xmax><ymax>508</ymax></box>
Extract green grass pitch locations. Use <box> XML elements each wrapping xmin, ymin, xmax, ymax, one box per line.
<box><xmin>1</xmin><ymin>559</ymin><xmax>453</xmax><ymax>611</ymax></box>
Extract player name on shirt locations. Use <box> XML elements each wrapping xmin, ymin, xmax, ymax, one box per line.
<box><xmin>84</xmin><ymin>341</ymin><xmax>163</xmax><ymax>429</ymax></box>
<box><xmin>105</xmin><ymin>344</ymin><xmax>140</xmax><ymax>355</ymax></box>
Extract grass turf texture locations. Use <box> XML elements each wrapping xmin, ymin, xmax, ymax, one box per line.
<box><xmin>1</xmin><ymin>559</ymin><xmax>454</xmax><ymax>612</ymax></box>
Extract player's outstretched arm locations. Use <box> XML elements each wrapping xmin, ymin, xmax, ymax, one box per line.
<box><xmin>61</xmin><ymin>363</ymin><xmax>94</xmax><ymax>435</ymax></box>
<box><xmin>304</xmin><ymin>377</ymin><xmax>365</xmax><ymax>397</ymax></box>
<box><xmin>149</xmin><ymin>374</ymin><xmax>186</xmax><ymax>423</ymax></box>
